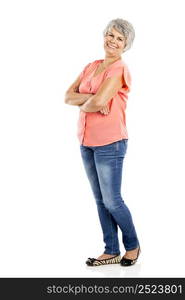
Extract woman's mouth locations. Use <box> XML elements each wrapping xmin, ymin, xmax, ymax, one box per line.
<box><xmin>106</xmin><ymin>43</ymin><xmax>118</xmax><ymax>49</ymax></box>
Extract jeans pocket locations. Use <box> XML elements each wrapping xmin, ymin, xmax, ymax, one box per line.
<box><xmin>95</xmin><ymin>142</ymin><xmax>116</xmax><ymax>154</ymax></box>
<box><xmin>115</xmin><ymin>139</ymin><xmax>128</xmax><ymax>155</ymax></box>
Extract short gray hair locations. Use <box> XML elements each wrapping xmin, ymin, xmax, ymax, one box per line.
<box><xmin>103</xmin><ymin>18</ymin><xmax>135</xmax><ymax>53</ymax></box>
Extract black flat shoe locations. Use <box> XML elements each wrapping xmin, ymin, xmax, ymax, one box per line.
<box><xmin>120</xmin><ymin>246</ymin><xmax>141</xmax><ymax>266</ymax></box>
<box><xmin>86</xmin><ymin>254</ymin><xmax>121</xmax><ymax>266</ymax></box>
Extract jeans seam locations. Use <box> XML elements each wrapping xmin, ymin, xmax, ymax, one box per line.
<box><xmin>108</xmin><ymin>212</ymin><xmax>114</xmax><ymax>254</ymax></box>
<box><xmin>115</xmin><ymin>141</ymin><xmax>119</xmax><ymax>152</ymax></box>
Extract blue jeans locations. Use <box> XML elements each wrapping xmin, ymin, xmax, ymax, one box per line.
<box><xmin>80</xmin><ymin>139</ymin><xmax>140</xmax><ymax>255</ymax></box>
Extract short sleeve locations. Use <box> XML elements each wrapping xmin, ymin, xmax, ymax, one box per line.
<box><xmin>105</xmin><ymin>65</ymin><xmax>132</xmax><ymax>93</ymax></box>
<box><xmin>79</xmin><ymin>62</ymin><xmax>91</xmax><ymax>81</ymax></box>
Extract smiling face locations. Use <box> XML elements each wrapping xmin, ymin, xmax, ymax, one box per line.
<box><xmin>104</xmin><ymin>27</ymin><xmax>126</xmax><ymax>57</ymax></box>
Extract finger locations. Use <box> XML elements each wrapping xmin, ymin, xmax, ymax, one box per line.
<box><xmin>104</xmin><ymin>106</ymin><xmax>109</xmax><ymax>114</ymax></box>
<box><xmin>100</xmin><ymin>108</ymin><xmax>106</xmax><ymax>114</ymax></box>
<box><xmin>106</xmin><ymin>105</ymin><xmax>110</xmax><ymax>113</ymax></box>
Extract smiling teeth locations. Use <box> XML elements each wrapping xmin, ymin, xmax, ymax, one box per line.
<box><xmin>107</xmin><ymin>44</ymin><xmax>117</xmax><ymax>49</ymax></box>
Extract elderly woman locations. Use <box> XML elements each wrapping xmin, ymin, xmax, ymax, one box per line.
<box><xmin>65</xmin><ymin>18</ymin><xmax>141</xmax><ymax>267</ymax></box>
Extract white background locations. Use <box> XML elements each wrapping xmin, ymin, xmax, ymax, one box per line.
<box><xmin>0</xmin><ymin>0</ymin><xmax>185</xmax><ymax>277</ymax></box>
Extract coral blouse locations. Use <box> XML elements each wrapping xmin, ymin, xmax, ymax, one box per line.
<box><xmin>77</xmin><ymin>58</ymin><xmax>131</xmax><ymax>146</ymax></box>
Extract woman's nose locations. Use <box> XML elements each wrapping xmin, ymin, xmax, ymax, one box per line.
<box><xmin>110</xmin><ymin>36</ymin><xmax>117</xmax><ymax>43</ymax></box>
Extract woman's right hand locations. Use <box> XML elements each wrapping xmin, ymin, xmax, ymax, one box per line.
<box><xmin>99</xmin><ymin>104</ymin><xmax>110</xmax><ymax>115</ymax></box>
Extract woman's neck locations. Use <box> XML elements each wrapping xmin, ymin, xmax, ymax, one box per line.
<box><xmin>103</xmin><ymin>55</ymin><xmax>122</xmax><ymax>67</ymax></box>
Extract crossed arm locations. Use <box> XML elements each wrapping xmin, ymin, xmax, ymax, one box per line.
<box><xmin>64</xmin><ymin>73</ymin><xmax>124</xmax><ymax>112</ymax></box>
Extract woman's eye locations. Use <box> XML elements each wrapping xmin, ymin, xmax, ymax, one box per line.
<box><xmin>108</xmin><ymin>34</ymin><xmax>123</xmax><ymax>41</ymax></box>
